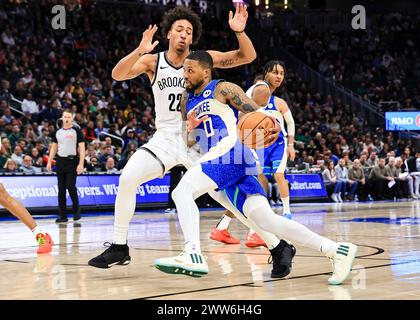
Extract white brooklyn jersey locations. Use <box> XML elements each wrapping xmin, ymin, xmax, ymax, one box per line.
<box><xmin>151</xmin><ymin>51</ymin><xmax>185</xmax><ymax>134</ymax></box>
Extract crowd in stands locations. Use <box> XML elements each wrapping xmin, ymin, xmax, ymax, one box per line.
<box><xmin>0</xmin><ymin>1</ymin><xmax>419</xmax><ymax>202</ymax></box>
<box><xmin>278</xmin><ymin>11</ymin><xmax>420</xmax><ymax>111</ymax></box>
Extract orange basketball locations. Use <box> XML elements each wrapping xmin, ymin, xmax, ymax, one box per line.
<box><xmin>237</xmin><ymin>112</ymin><xmax>279</xmax><ymax>149</ymax></box>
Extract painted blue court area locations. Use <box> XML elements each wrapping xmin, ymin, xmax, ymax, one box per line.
<box><xmin>340</xmin><ymin>217</ymin><xmax>420</xmax><ymax>225</ymax></box>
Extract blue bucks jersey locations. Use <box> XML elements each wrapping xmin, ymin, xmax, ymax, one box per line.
<box><xmin>260</xmin><ymin>95</ymin><xmax>286</xmax><ymax>140</ymax></box>
<box><xmin>255</xmin><ymin>95</ymin><xmax>288</xmax><ymax>177</ymax></box>
<box><xmin>187</xmin><ymin>80</ymin><xmax>239</xmax><ymax>157</ymax></box>
<box><xmin>186</xmin><ymin>79</ymin><xmax>256</xmax><ymax>168</ymax></box>
<box><xmin>186</xmin><ymin>80</ymin><xmax>264</xmax><ymax>210</ymax></box>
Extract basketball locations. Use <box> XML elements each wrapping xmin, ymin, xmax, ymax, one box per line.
<box><xmin>237</xmin><ymin>112</ymin><xmax>279</xmax><ymax>149</ymax></box>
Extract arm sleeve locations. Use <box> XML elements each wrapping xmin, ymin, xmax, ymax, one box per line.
<box><xmin>283</xmin><ymin>110</ymin><xmax>295</xmax><ymax>137</ymax></box>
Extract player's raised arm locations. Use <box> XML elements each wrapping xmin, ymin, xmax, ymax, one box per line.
<box><xmin>111</xmin><ymin>24</ymin><xmax>159</xmax><ymax>81</ymax></box>
<box><xmin>215</xmin><ymin>82</ymin><xmax>259</xmax><ymax>113</ymax></box>
<box><xmin>207</xmin><ymin>4</ymin><xmax>256</xmax><ymax>69</ymax></box>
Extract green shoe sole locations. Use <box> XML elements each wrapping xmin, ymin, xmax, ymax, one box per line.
<box><xmin>154</xmin><ymin>264</ymin><xmax>208</xmax><ymax>278</ymax></box>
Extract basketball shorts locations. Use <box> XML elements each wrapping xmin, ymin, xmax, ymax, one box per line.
<box><xmin>255</xmin><ymin>136</ymin><xmax>287</xmax><ymax>178</ymax></box>
<box><xmin>200</xmin><ymin>142</ymin><xmax>265</xmax><ymax>215</ymax></box>
<box><xmin>140</xmin><ymin>130</ymin><xmax>202</xmax><ymax>177</ymax></box>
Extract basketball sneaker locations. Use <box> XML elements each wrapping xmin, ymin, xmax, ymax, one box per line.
<box><xmin>209</xmin><ymin>228</ymin><xmax>240</xmax><ymax>244</ymax></box>
<box><xmin>245</xmin><ymin>232</ymin><xmax>267</xmax><ymax>248</ymax></box>
<box><xmin>328</xmin><ymin>242</ymin><xmax>358</xmax><ymax>285</ymax></box>
<box><xmin>269</xmin><ymin>240</ymin><xmax>296</xmax><ymax>278</ymax></box>
<box><xmin>55</xmin><ymin>215</ymin><xmax>68</xmax><ymax>223</ymax></box>
<box><xmin>154</xmin><ymin>251</ymin><xmax>208</xmax><ymax>277</ymax></box>
<box><xmin>36</xmin><ymin>233</ymin><xmax>54</xmax><ymax>254</ymax></box>
<box><xmin>283</xmin><ymin>212</ymin><xmax>292</xmax><ymax>220</ymax></box>
<box><xmin>88</xmin><ymin>242</ymin><xmax>131</xmax><ymax>268</ymax></box>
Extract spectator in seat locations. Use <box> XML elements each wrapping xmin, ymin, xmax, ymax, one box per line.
<box><xmin>406</xmin><ymin>151</ymin><xmax>420</xmax><ymax>199</ymax></box>
<box><xmin>38</xmin><ymin>128</ymin><xmax>52</xmax><ymax>147</ymax></box>
<box><xmin>123</xmin><ymin>129</ymin><xmax>138</xmax><ymax>148</ymax></box>
<box><xmin>21</xmin><ymin>155</ymin><xmax>36</xmax><ymax>174</ymax></box>
<box><xmin>30</xmin><ymin>147</ymin><xmax>44</xmax><ymax>168</ymax></box>
<box><xmin>21</xmin><ymin>92</ymin><xmax>39</xmax><ymax>115</ymax></box>
<box><xmin>322</xmin><ymin>160</ymin><xmax>344</xmax><ymax>202</ymax></box>
<box><xmin>335</xmin><ymin>158</ymin><xmax>357</xmax><ymax>201</ymax></box>
<box><xmin>384</xmin><ymin>157</ymin><xmax>404</xmax><ymax>199</ymax></box>
<box><xmin>368</xmin><ymin>158</ymin><xmax>390</xmax><ymax>200</ymax></box>
<box><xmin>8</xmin><ymin>125</ymin><xmax>23</xmax><ymax>148</ymax></box>
<box><xmin>86</xmin><ymin>156</ymin><xmax>104</xmax><ymax>172</ymax></box>
<box><xmin>396</xmin><ymin>157</ymin><xmax>412</xmax><ymax>199</ymax></box>
<box><xmin>117</xmin><ymin>150</ymin><xmax>134</xmax><ymax>171</ymax></box>
<box><xmin>367</xmin><ymin>151</ymin><xmax>379</xmax><ymax>167</ymax></box>
<box><xmin>11</xmin><ymin>145</ymin><xmax>24</xmax><ymax>165</ymax></box>
<box><xmin>2</xmin><ymin>159</ymin><xmax>20</xmax><ymax>173</ymax></box>
<box><xmin>83</xmin><ymin>121</ymin><xmax>96</xmax><ymax>143</ymax></box>
<box><xmin>348</xmin><ymin>159</ymin><xmax>367</xmax><ymax>201</ymax></box>
<box><xmin>105</xmin><ymin>156</ymin><xmax>119</xmax><ymax>174</ymax></box>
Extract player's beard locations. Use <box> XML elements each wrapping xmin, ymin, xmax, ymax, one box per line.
<box><xmin>186</xmin><ymin>79</ymin><xmax>204</xmax><ymax>93</ymax></box>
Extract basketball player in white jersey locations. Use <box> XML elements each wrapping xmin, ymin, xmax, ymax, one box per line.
<box><xmin>211</xmin><ymin>61</ymin><xmax>296</xmax><ymax>248</ymax></box>
<box><xmin>0</xmin><ymin>180</ymin><xmax>54</xmax><ymax>254</ymax></box>
<box><xmin>154</xmin><ymin>51</ymin><xmax>358</xmax><ymax>285</ymax></box>
<box><xmin>89</xmin><ymin>4</ymin><xmax>289</xmax><ymax>269</ymax></box>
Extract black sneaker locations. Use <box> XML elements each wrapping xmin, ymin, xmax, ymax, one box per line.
<box><xmin>88</xmin><ymin>242</ymin><xmax>131</xmax><ymax>268</ymax></box>
<box><xmin>73</xmin><ymin>212</ymin><xmax>81</xmax><ymax>221</ymax></box>
<box><xmin>55</xmin><ymin>216</ymin><xmax>68</xmax><ymax>223</ymax></box>
<box><xmin>269</xmin><ymin>240</ymin><xmax>296</xmax><ymax>278</ymax></box>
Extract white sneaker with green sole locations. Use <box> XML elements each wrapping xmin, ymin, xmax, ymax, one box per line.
<box><xmin>328</xmin><ymin>243</ymin><xmax>358</xmax><ymax>285</ymax></box>
<box><xmin>154</xmin><ymin>251</ymin><xmax>208</xmax><ymax>278</ymax></box>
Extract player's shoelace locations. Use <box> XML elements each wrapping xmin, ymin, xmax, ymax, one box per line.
<box><xmin>100</xmin><ymin>242</ymin><xmax>117</xmax><ymax>255</ymax></box>
<box><xmin>37</xmin><ymin>235</ymin><xmax>46</xmax><ymax>246</ymax></box>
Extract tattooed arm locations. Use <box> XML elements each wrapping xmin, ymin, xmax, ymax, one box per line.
<box><xmin>206</xmin><ymin>4</ymin><xmax>256</xmax><ymax>68</ymax></box>
<box><xmin>214</xmin><ymin>81</ymin><xmax>259</xmax><ymax>113</ymax></box>
<box><xmin>207</xmin><ymin>31</ymin><xmax>256</xmax><ymax>69</ymax></box>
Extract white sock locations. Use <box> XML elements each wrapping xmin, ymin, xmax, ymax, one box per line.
<box><xmin>184</xmin><ymin>241</ymin><xmax>201</xmax><ymax>254</ymax></box>
<box><xmin>248</xmin><ymin>228</ymin><xmax>256</xmax><ymax>234</ymax></box>
<box><xmin>113</xmin><ymin>223</ymin><xmax>129</xmax><ymax>245</ymax></box>
<box><xmin>31</xmin><ymin>225</ymin><xmax>42</xmax><ymax>239</ymax></box>
<box><xmin>245</xmin><ymin>195</ymin><xmax>337</xmax><ymax>254</ymax></box>
<box><xmin>216</xmin><ymin>215</ymin><xmax>231</xmax><ymax>230</ymax></box>
<box><xmin>281</xmin><ymin>196</ymin><xmax>290</xmax><ymax>213</ymax></box>
<box><xmin>320</xmin><ymin>239</ymin><xmax>339</xmax><ymax>258</ymax></box>
<box><xmin>172</xmin><ymin>165</ymin><xmax>217</xmax><ymax>256</ymax></box>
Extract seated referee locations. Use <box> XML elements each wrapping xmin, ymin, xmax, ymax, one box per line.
<box><xmin>47</xmin><ymin>109</ymin><xmax>85</xmax><ymax>223</ymax></box>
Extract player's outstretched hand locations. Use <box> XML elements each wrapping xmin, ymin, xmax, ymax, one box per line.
<box><xmin>138</xmin><ymin>24</ymin><xmax>159</xmax><ymax>54</ymax></box>
<box><xmin>229</xmin><ymin>3</ymin><xmax>248</xmax><ymax>33</ymax></box>
<box><xmin>187</xmin><ymin>111</ymin><xmax>208</xmax><ymax>132</ymax></box>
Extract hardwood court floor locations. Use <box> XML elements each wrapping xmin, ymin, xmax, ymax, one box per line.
<box><xmin>0</xmin><ymin>201</ymin><xmax>419</xmax><ymax>300</ymax></box>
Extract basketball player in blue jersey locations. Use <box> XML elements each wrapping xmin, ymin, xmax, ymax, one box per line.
<box><xmin>154</xmin><ymin>51</ymin><xmax>358</xmax><ymax>285</ymax></box>
<box><xmin>88</xmin><ymin>5</ymin><xmax>296</xmax><ymax>270</ymax></box>
<box><xmin>212</xmin><ymin>61</ymin><xmax>296</xmax><ymax>248</ymax></box>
